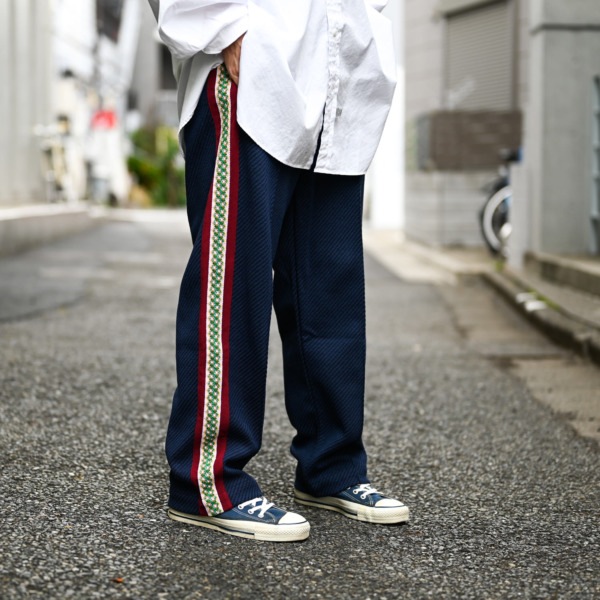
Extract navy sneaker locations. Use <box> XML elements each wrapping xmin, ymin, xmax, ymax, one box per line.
<box><xmin>167</xmin><ymin>497</ymin><xmax>310</xmax><ymax>542</ymax></box>
<box><xmin>294</xmin><ymin>483</ymin><xmax>409</xmax><ymax>524</ymax></box>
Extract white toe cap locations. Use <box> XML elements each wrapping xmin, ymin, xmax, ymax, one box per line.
<box><xmin>374</xmin><ymin>498</ymin><xmax>405</xmax><ymax>508</ymax></box>
<box><xmin>279</xmin><ymin>511</ymin><xmax>307</xmax><ymax>525</ymax></box>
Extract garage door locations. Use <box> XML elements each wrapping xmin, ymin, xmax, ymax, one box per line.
<box><xmin>445</xmin><ymin>1</ymin><xmax>514</xmax><ymax>110</ymax></box>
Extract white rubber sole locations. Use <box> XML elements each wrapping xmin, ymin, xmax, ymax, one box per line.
<box><xmin>167</xmin><ymin>508</ymin><xmax>310</xmax><ymax>542</ymax></box>
<box><xmin>293</xmin><ymin>489</ymin><xmax>410</xmax><ymax>524</ymax></box>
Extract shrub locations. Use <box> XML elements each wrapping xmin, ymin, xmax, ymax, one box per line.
<box><xmin>127</xmin><ymin>126</ymin><xmax>185</xmax><ymax>207</ymax></box>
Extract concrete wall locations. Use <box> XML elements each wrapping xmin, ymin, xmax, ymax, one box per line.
<box><xmin>405</xmin><ymin>0</ymin><xmax>444</xmax><ymax>122</ymax></box>
<box><xmin>0</xmin><ymin>205</ymin><xmax>94</xmax><ymax>257</ymax></box>
<box><xmin>530</xmin><ymin>0</ymin><xmax>600</xmax><ymax>27</ymax></box>
<box><xmin>406</xmin><ymin>171</ymin><xmax>494</xmax><ymax>246</ymax></box>
<box><xmin>523</xmin><ymin>0</ymin><xmax>600</xmax><ymax>254</ymax></box>
<box><xmin>0</xmin><ymin>0</ymin><xmax>53</xmax><ymax>206</ymax></box>
<box><xmin>517</xmin><ymin>0</ymin><xmax>530</xmax><ymax>109</ymax></box>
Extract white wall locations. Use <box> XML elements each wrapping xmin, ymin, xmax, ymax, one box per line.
<box><xmin>404</xmin><ymin>0</ymin><xmax>444</xmax><ymax>122</ymax></box>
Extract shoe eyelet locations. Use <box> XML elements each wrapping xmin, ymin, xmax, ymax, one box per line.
<box><xmin>360</xmin><ymin>494</ymin><xmax>367</xmax><ymax>500</ymax></box>
<box><xmin>238</xmin><ymin>505</ymin><xmax>243</xmax><ymax>509</ymax></box>
<box><xmin>353</xmin><ymin>490</ymin><xmax>358</xmax><ymax>494</ymax></box>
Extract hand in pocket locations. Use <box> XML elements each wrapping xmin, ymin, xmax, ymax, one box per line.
<box><xmin>222</xmin><ymin>33</ymin><xmax>245</xmax><ymax>85</ymax></box>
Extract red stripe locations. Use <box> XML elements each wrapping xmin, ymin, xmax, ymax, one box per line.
<box><xmin>190</xmin><ymin>68</ymin><xmax>220</xmax><ymax>517</ymax></box>
<box><xmin>213</xmin><ymin>76</ymin><xmax>239</xmax><ymax>510</ymax></box>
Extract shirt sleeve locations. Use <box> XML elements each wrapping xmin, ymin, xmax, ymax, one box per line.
<box><xmin>365</xmin><ymin>0</ymin><xmax>388</xmax><ymax>12</ymax></box>
<box><xmin>157</xmin><ymin>0</ymin><xmax>249</xmax><ymax>60</ymax></box>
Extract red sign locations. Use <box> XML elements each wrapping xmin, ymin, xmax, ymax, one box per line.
<box><xmin>91</xmin><ymin>110</ymin><xmax>118</xmax><ymax>130</ymax></box>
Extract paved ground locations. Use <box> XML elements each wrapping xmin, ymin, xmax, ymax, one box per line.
<box><xmin>1</xmin><ymin>215</ymin><xmax>598</xmax><ymax>599</ymax></box>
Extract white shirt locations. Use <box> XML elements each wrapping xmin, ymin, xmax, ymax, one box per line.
<box><xmin>148</xmin><ymin>0</ymin><xmax>396</xmax><ymax>175</ymax></box>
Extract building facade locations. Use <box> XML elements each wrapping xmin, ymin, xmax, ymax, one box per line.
<box><xmin>0</xmin><ymin>0</ymin><xmax>141</xmax><ymax>207</ymax></box>
<box><xmin>404</xmin><ymin>0</ymin><xmax>528</xmax><ymax>247</ymax></box>
<box><xmin>130</xmin><ymin>1</ymin><xmax>178</xmax><ymax>129</ymax></box>
<box><xmin>404</xmin><ymin>0</ymin><xmax>600</xmax><ymax>258</ymax></box>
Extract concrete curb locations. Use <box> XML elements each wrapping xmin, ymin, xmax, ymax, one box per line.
<box><xmin>483</xmin><ymin>269</ymin><xmax>600</xmax><ymax>367</ymax></box>
<box><xmin>526</xmin><ymin>251</ymin><xmax>600</xmax><ymax>297</ymax></box>
<box><xmin>0</xmin><ymin>203</ymin><xmax>96</xmax><ymax>257</ymax></box>
<box><xmin>400</xmin><ymin>238</ymin><xmax>494</xmax><ymax>281</ymax></box>
<box><xmin>0</xmin><ymin>205</ymin><xmax>190</xmax><ymax>259</ymax></box>
<box><xmin>363</xmin><ymin>229</ymin><xmax>495</xmax><ymax>286</ymax></box>
<box><xmin>363</xmin><ymin>230</ymin><xmax>600</xmax><ymax>367</ymax></box>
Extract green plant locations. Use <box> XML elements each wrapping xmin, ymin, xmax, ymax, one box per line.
<box><xmin>127</xmin><ymin>126</ymin><xmax>186</xmax><ymax>207</ymax></box>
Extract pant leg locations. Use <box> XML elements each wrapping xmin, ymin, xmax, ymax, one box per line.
<box><xmin>272</xmin><ymin>170</ymin><xmax>369</xmax><ymax>497</ymax></box>
<box><xmin>166</xmin><ymin>66</ymin><xmax>298</xmax><ymax>516</ymax></box>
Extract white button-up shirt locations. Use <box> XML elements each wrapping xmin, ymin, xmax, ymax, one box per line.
<box><xmin>148</xmin><ymin>0</ymin><xmax>396</xmax><ymax>175</ymax></box>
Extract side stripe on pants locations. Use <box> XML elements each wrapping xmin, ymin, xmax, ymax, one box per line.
<box><xmin>190</xmin><ymin>65</ymin><xmax>239</xmax><ymax>516</ymax></box>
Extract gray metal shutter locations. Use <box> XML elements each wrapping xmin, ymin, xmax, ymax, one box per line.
<box><xmin>445</xmin><ymin>1</ymin><xmax>513</xmax><ymax>110</ymax></box>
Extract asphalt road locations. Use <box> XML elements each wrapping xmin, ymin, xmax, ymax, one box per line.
<box><xmin>0</xmin><ymin>214</ymin><xmax>598</xmax><ymax>599</ymax></box>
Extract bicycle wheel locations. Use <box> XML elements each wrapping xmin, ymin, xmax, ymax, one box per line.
<box><xmin>480</xmin><ymin>185</ymin><xmax>511</xmax><ymax>255</ymax></box>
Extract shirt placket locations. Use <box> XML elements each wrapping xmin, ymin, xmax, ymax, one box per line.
<box><xmin>318</xmin><ymin>0</ymin><xmax>343</xmax><ymax>170</ymax></box>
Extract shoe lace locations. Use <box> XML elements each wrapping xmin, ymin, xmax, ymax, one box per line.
<box><xmin>238</xmin><ymin>497</ymin><xmax>274</xmax><ymax>518</ymax></box>
<box><xmin>352</xmin><ymin>483</ymin><xmax>380</xmax><ymax>500</ymax></box>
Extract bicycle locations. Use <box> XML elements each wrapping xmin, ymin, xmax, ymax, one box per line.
<box><xmin>479</xmin><ymin>148</ymin><xmax>521</xmax><ymax>257</ymax></box>
<box><xmin>33</xmin><ymin>117</ymin><xmax>75</xmax><ymax>204</ymax></box>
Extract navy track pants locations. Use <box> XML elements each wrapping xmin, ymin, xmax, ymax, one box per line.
<box><xmin>166</xmin><ymin>66</ymin><xmax>369</xmax><ymax>517</ymax></box>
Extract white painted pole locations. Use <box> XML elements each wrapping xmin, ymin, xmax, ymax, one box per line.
<box><xmin>365</xmin><ymin>0</ymin><xmax>405</xmax><ymax>230</ymax></box>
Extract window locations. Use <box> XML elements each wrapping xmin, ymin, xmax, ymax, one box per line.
<box><xmin>97</xmin><ymin>0</ymin><xmax>124</xmax><ymax>43</ymax></box>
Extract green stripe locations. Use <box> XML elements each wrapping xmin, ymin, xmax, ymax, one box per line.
<box><xmin>199</xmin><ymin>65</ymin><xmax>232</xmax><ymax>516</ymax></box>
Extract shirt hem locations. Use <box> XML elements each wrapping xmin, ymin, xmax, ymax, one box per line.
<box><xmin>236</xmin><ymin>118</ymin><xmax>368</xmax><ymax>176</ymax></box>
